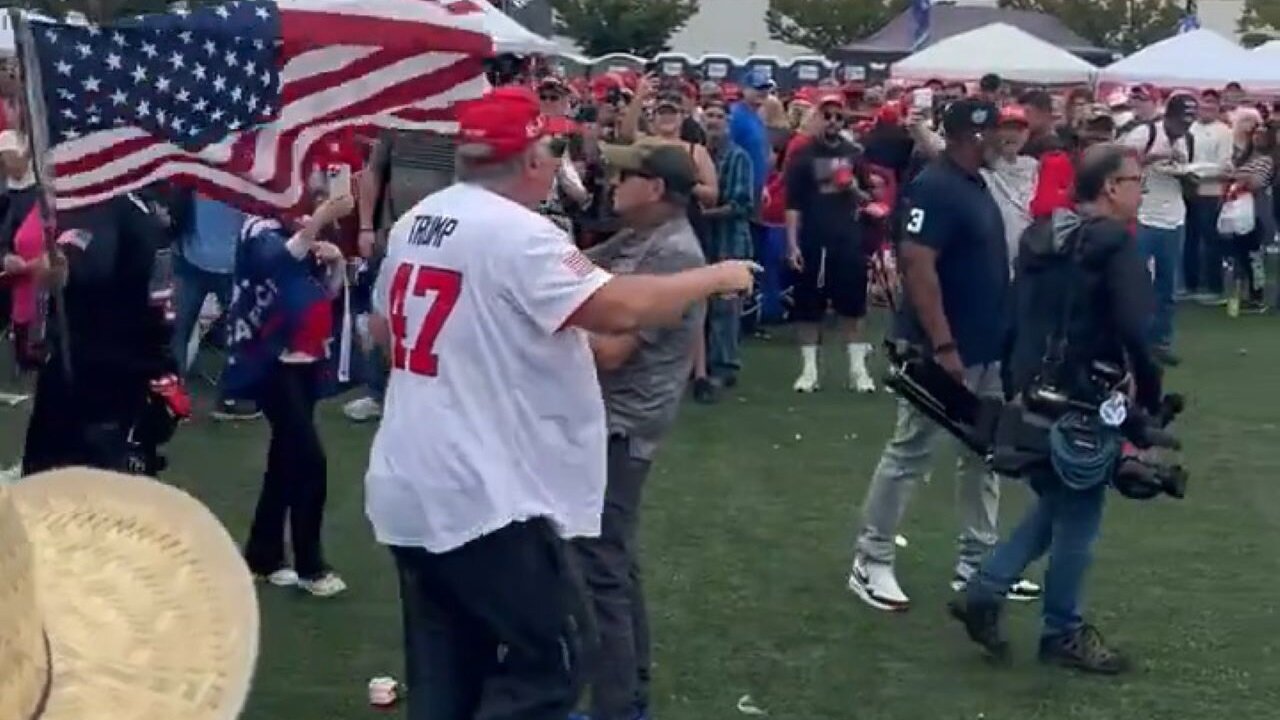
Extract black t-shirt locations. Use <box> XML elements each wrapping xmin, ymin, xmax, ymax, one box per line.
<box><xmin>679</xmin><ymin>116</ymin><xmax>707</xmax><ymax>146</ymax></box>
<box><xmin>863</xmin><ymin>125</ymin><xmax>915</xmax><ymax>182</ymax></box>
<box><xmin>784</xmin><ymin>135</ymin><xmax>870</xmax><ymax>246</ymax></box>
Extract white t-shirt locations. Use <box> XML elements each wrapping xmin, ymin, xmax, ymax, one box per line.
<box><xmin>1121</xmin><ymin>123</ymin><xmax>1188</xmax><ymax>230</ymax></box>
<box><xmin>0</xmin><ymin>130</ymin><xmax>36</xmax><ymax>189</ymax></box>
<box><xmin>364</xmin><ymin>182</ymin><xmax>613</xmax><ymax>553</ymax></box>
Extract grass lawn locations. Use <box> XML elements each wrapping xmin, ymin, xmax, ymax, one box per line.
<box><xmin>2</xmin><ymin>305</ymin><xmax>1279</xmax><ymax>720</ymax></box>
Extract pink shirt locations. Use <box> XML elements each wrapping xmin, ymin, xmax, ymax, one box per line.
<box><xmin>10</xmin><ymin>205</ymin><xmax>44</xmax><ymax>326</ymax></box>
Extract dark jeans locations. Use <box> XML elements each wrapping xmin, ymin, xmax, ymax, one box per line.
<box><xmin>1136</xmin><ymin>224</ymin><xmax>1183</xmax><ymax>348</ymax></box>
<box><xmin>1185</xmin><ymin>196</ymin><xmax>1224</xmax><ymax>295</ymax></box>
<box><xmin>707</xmin><ymin>295</ymin><xmax>741</xmax><ymax>381</ymax></box>
<box><xmin>244</xmin><ymin>362</ymin><xmax>329</xmax><ymax>578</ymax></box>
<box><xmin>22</xmin><ymin>361</ymin><xmax>143</xmax><ymax>476</ymax></box>
<box><xmin>392</xmin><ymin>519</ymin><xmax>585</xmax><ymax>720</ymax></box>
<box><xmin>968</xmin><ymin>471</ymin><xmax>1107</xmax><ymax>638</ymax></box>
<box><xmin>572</xmin><ymin>437</ymin><xmax>653</xmax><ymax>720</ymax></box>
<box><xmin>171</xmin><ymin>255</ymin><xmax>233</xmax><ymax>375</ymax></box>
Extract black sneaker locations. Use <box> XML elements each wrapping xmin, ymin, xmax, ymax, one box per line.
<box><xmin>1152</xmin><ymin>346</ymin><xmax>1181</xmax><ymax>367</ymax></box>
<box><xmin>692</xmin><ymin>377</ymin><xmax>719</xmax><ymax>405</ymax></box>
<box><xmin>948</xmin><ymin>595</ymin><xmax>1010</xmax><ymax>664</ymax></box>
<box><xmin>950</xmin><ymin>574</ymin><xmax>1042</xmax><ymax>602</ymax></box>
<box><xmin>212</xmin><ymin>399</ymin><xmax>263</xmax><ymax>422</ymax></box>
<box><xmin>1039</xmin><ymin>624</ymin><xmax>1130</xmax><ymax>675</ymax></box>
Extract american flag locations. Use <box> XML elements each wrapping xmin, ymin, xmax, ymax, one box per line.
<box><xmin>24</xmin><ymin>0</ymin><xmax>493</xmax><ymax>213</ymax></box>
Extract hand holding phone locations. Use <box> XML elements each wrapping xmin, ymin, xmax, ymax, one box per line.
<box><xmin>326</xmin><ymin>164</ymin><xmax>353</xmax><ymax>201</ymax></box>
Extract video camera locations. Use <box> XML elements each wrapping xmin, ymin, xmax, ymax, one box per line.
<box><xmin>883</xmin><ymin>341</ymin><xmax>1188</xmax><ymax>500</ymax></box>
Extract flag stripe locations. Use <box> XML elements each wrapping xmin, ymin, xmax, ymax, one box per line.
<box><xmin>32</xmin><ymin>0</ymin><xmax>491</xmax><ymax>213</ymax></box>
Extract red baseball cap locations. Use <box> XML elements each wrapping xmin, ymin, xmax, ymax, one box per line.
<box><xmin>818</xmin><ymin>92</ymin><xmax>845</xmax><ymax>109</ymax></box>
<box><xmin>792</xmin><ymin>87</ymin><xmax>817</xmax><ymax>106</ymax></box>
<box><xmin>457</xmin><ymin>86</ymin><xmax>547</xmax><ymax>163</ymax></box>
<box><xmin>877</xmin><ymin>102</ymin><xmax>902</xmax><ymax>125</ymax></box>
<box><xmin>998</xmin><ymin>104</ymin><xmax>1029</xmax><ymax>126</ymax></box>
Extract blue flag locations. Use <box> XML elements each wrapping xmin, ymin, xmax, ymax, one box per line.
<box><xmin>1178</xmin><ymin>0</ymin><xmax>1201</xmax><ymax>33</ymax></box>
<box><xmin>911</xmin><ymin>0</ymin><xmax>933</xmax><ymax>51</ymax></box>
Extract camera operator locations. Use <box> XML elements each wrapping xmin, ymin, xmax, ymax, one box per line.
<box><xmin>950</xmin><ymin>144</ymin><xmax>1162</xmax><ymax>675</ymax></box>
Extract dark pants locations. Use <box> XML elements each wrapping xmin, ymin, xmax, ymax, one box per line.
<box><xmin>244</xmin><ymin>362</ymin><xmax>329</xmax><ymax>578</ymax></box>
<box><xmin>572</xmin><ymin>437</ymin><xmax>653</xmax><ymax>720</ymax></box>
<box><xmin>392</xmin><ymin>519</ymin><xmax>585</xmax><ymax>720</ymax></box>
<box><xmin>22</xmin><ymin>361</ymin><xmax>140</xmax><ymax>476</ymax></box>
<box><xmin>1185</xmin><ymin>196</ymin><xmax>1224</xmax><ymax>295</ymax></box>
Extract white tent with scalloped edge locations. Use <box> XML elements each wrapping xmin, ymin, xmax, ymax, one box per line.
<box><xmin>891</xmin><ymin>23</ymin><xmax>1096</xmax><ymax>85</ymax></box>
<box><xmin>1253</xmin><ymin>40</ymin><xmax>1280</xmax><ymax>57</ymax></box>
<box><xmin>1100</xmin><ymin>29</ymin><xmax>1280</xmax><ymax>93</ymax></box>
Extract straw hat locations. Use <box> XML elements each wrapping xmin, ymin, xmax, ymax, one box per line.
<box><xmin>0</xmin><ymin>468</ymin><xmax>259</xmax><ymax>720</ymax></box>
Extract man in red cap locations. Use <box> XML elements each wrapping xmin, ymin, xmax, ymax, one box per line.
<box><xmin>363</xmin><ymin>86</ymin><xmax>757</xmax><ymax>720</ymax></box>
<box><xmin>784</xmin><ymin>92</ymin><xmax>878</xmax><ymax>393</ymax></box>
<box><xmin>983</xmin><ymin>105</ymin><xmax>1039</xmax><ymax>265</ymax></box>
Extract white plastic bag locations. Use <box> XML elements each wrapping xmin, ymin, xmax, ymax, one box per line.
<box><xmin>1218</xmin><ymin>191</ymin><xmax>1256</xmax><ymax>237</ymax></box>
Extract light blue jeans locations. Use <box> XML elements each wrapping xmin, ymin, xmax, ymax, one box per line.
<box><xmin>854</xmin><ymin>364</ymin><xmax>1003</xmax><ymax>578</ymax></box>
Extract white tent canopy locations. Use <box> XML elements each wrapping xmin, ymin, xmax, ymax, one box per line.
<box><xmin>1253</xmin><ymin>40</ymin><xmax>1280</xmax><ymax>56</ymax></box>
<box><xmin>891</xmin><ymin>23</ymin><xmax>1096</xmax><ymax>85</ymax></box>
<box><xmin>478</xmin><ymin>0</ymin><xmax>558</xmax><ymax>55</ymax></box>
<box><xmin>1100</xmin><ymin>29</ymin><xmax>1280</xmax><ymax>92</ymax></box>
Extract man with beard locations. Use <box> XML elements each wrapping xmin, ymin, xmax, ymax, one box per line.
<box><xmin>700</xmin><ymin>99</ymin><xmax>756</xmax><ymax>389</ymax></box>
<box><xmin>785</xmin><ymin>93</ymin><xmax>876</xmax><ymax>393</ymax></box>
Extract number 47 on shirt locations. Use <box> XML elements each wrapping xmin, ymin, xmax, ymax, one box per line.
<box><xmin>388</xmin><ymin>262</ymin><xmax>462</xmax><ymax>377</ymax></box>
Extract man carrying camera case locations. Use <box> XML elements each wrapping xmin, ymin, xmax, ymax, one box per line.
<box><xmin>949</xmin><ymin>144</ymin><xmax>1166</xmax><ymax>675</ymax></box>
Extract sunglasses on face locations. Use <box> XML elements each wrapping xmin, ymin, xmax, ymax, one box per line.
<box><xmin>539</xmin><ymin>93</ymin><xmax>563</xmax><ymax>102</ymax></box>
<box><xmin>824</xmin><ymin>112</ymin><xmax>844</xmax><ymax>122</ymax></box>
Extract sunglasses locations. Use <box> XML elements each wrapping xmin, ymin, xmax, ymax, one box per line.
<box><xmin>823</xmin><ymin>111</ymin><xmax>844</xmax><ymax>122</ymax></box>
<box><xmin>539</xmin><ymin>92</ymin><xmax>564</xmax><ymax>102</ymax></box>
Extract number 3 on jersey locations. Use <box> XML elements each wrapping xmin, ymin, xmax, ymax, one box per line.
<box><xmin>388</xmin><ymin>263</ymin><xmax>462</xmax><ymax>377</ymax></box>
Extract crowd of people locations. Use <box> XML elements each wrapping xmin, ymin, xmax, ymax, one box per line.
<box><xmin>1</xmin><ymin>49</ymin><xmax>1278</xmax><ymax>719</ymax></box>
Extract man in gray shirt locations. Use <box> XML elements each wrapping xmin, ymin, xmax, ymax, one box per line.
<box><xmin>574</xmin><ymin>141</ymin><xmax>708</xmax><ymax>720</ymax></box>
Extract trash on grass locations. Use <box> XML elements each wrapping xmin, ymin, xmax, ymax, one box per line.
<box><xmin>737</xmin><ymin>695</ymin><xmax>767</xmax><ymax>716</ymax></box>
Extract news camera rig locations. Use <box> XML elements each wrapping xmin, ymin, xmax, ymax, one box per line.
<box><xmin>883</xmin><ymin>340</ymin><xmax>1188</xmax><ymax>501</ymax></box>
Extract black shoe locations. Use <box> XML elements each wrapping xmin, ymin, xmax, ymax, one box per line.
<box><xmin>716</xmin><ymin>373</ymin><xmax>739</xmax><ymax>389</ymax></box>
<box><xmin>212</xmin><ymin>399</ymin><xmax>263</xmax><ymax>422</ymax></box>
<box><xmin>1152</xmin><ymin>346</ymin><xmax>1181</xmax><ymax>367</ymax></box>
<box><xmin>692</xmin><ymin>377</ymin><xmax>719</xmax><ymax>405</ymax></box>
<box><xmin>948</xmin><ymin>595</ymin><xmax>1010</xmax><ymax>664</ymax></box>
<box><xmin>1039</xmin><ymin>624</ymin><xmax>1130</xmax><ymax>675</ymax></box>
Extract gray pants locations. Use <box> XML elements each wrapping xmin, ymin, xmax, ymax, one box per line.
<box><xmin>572</xmin><ymin>438</ymin><xmax>652</xmax><ymax>720</ymax></box>
<box><xmin>855</xmin><ymin>363</ymin><xmax>1002</xmax><ymax>578</ymax></box>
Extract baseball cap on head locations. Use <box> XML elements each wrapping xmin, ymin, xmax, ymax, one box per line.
<box><xmin>601</xmin><ymin>140</ymin><xmax>697</xmax><ymax>200</ymax></box>
<box><xmin>942</xmin><ymin>98</ymin><xmax>999</xmax><ymax>137</ymax></box>
<box><xmin>998</xmin><ymin>104</ymin><xmax>1029</xmax><ymax>126</ymax></box>
<box><xmin>699</xmin><ymin>80</ymin><xmax>723</xmax><ymax>99</ymax></box>
<box><xmin>654</xmin><ymin>92</ymin><xmax>684</xmax><ymax>112</ymax></box>
<box><xmin>457</xmin><ymin>86</ymin><xmax>547</xmax><ymax>163</ymax></box>
<box><xmin>537</xmin><ymin>75</ymin><xmax>567</xmax><ymax>95</ymax></box>
<box><xmin>1166</xmin><ymin>94</ymin><xmax>1198</xmax><ymax>123</ymax></box>
<box><xmin>744</xmin><ymin>68</ymin><xmax>774</xmax><ymax>91</ymax></box>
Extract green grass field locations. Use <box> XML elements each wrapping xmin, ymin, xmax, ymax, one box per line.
<box><xmin>3</xmin><ymin>305</ymin><xmax>1279</xmax><ymax>720</ymax></box>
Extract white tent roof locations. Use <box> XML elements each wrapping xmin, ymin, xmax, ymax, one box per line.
<box><xmin>478</xmin><ymin>0</ymin><xmax>558</xmax><ymax>55</ymax></box>
<box><xmin>1100</xmin><ymin>29</ymin><xmax>1280</xmax><ymax>92</ymax></box>
<box><xmin>891</xmin><ymin>23</ymin><xmax>1095</xmax><ymax>84</ymax></box>
<box><xmin>1253</xmin><ymin>40</ymin><xmax>1280</xmax><ymax>56</ymax></box>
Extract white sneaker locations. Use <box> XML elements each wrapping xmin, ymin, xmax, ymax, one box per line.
<box><xmin>343</xmin><ymin>397</ymin><xmax>382</xmax><ymax>423</ymax></box>
<box><xmin>260</xmin><ymin>567</ymin><xmax>299</xmax><ymax>587</ymax></box>
<box><xmin>793</xmin><ymin>367</ymin><xmax>820</xmax><ymax>393</ymax></box>
<box><xmin>298</xmin><ymin>572</ymin><xmax>348</xmax><ymax>598</ymax></box>
<box><xmin>848</xmin><ymin>555</ymin><xmax>910</xmax><ymax>612</ymax></box>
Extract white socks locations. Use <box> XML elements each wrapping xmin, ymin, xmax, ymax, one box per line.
<box><xmin>794</xmin><ymin>345</ymin><xmax>820</xmax><ymax>392</ymax></box>
<box><xmin>848</xmin><ymin>342</ymin><xmax>876</xmax><ymax>393</ymax></box>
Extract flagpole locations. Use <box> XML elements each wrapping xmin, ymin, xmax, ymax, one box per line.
<box><xmin>11</xmin><ymin>8</ymin><xmax>72</xmax><ymax>382</ymax></box>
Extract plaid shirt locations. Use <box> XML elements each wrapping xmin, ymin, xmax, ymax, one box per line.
<box><xmin>705</xmin><ymin>138</ymin><xmax>756</xmax><ymax>261</ymax></box>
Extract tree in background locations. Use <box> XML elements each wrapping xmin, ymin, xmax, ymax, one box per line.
<box><xmin>550</xmin><ymin>0</ymin><xmax>700</xmax><ymax>57</ymax></box>
<box><xmin>26</xmin><ymin>0</ymin><xmax>206</xmax><ymax>22</ymax></box>
<box><xmin>765</xmin><ymin>0</ymin><xmax>908</xmax><ymax>54</ymax></box>
<box><xmin>998</xmin><ymin>0</ymin><xmax>1185</xmax><ymax>53</ymax></box>
<box><xmin>1239</xmin><ymin>0</ymin><xmax>1280</xmax><ymax>37</ymax></box>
